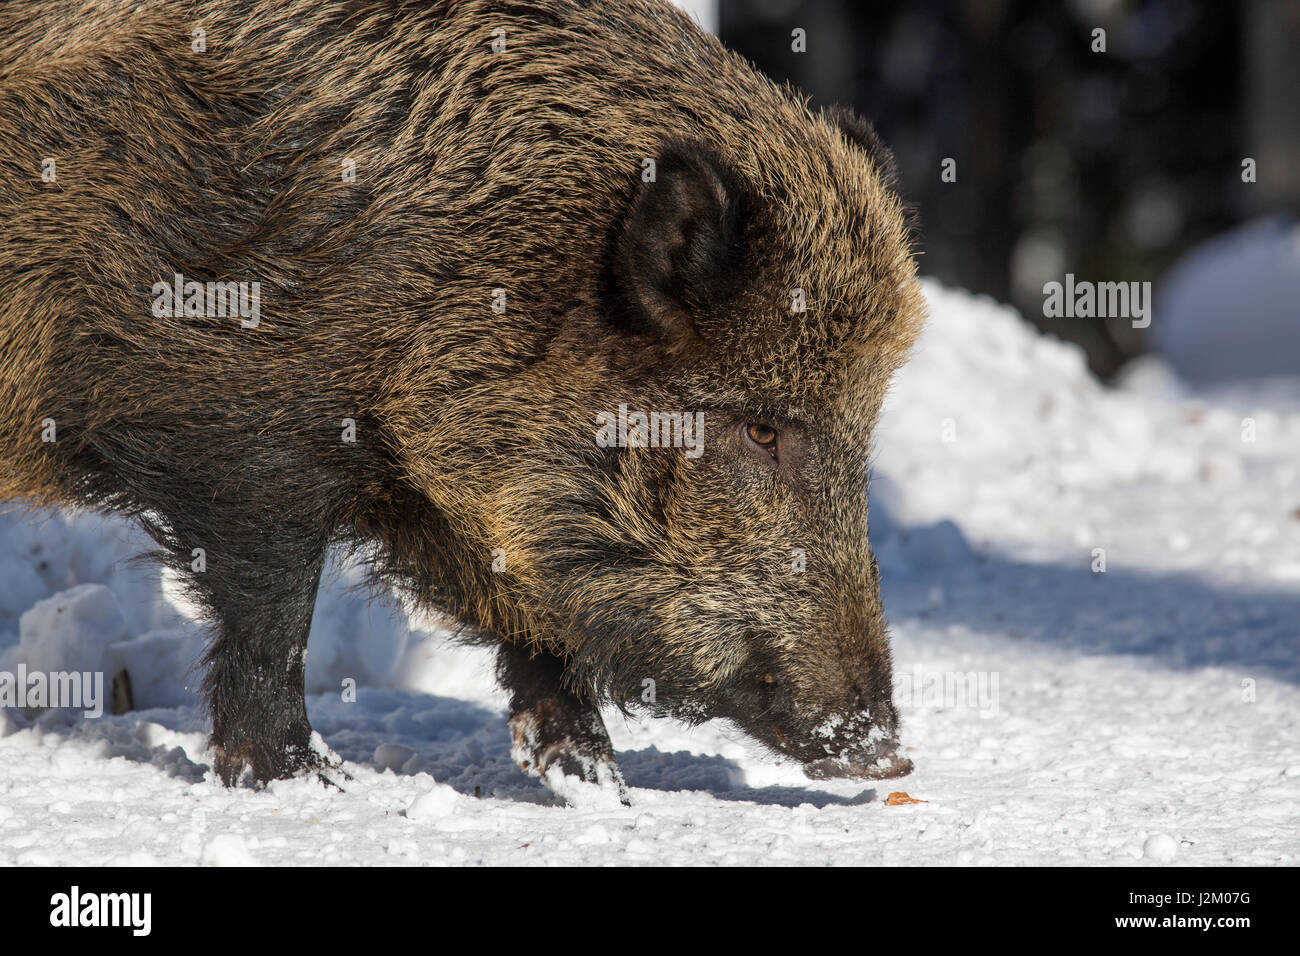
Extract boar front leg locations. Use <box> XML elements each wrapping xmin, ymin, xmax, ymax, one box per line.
<box><xmin>496</xmin><ymin>642</ymin><xmax>630</xmax><ymax>806</ymax></box>
<box><xmin>202</xmin><ymin>543</ymin><xmax>332</xmax><ymax>787</ymax></box>
<box><xmin>158</xmin><ymin>499</ymin><xmax>337</xmax><ymax>787</ymax></box>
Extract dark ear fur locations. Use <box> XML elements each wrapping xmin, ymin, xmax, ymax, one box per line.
<box><xmin>824</xmin><ymin>104</ymin><xmax>900</xmax><ymax>194</ymax></box>
<box><xmin>608</xmin><ymin>139</ymin><xmax>749</xmax><ymax>346</ymax></box>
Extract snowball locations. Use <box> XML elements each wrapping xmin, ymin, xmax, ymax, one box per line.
<box><xmin>201</xmin><ymin>833</ymin><xmax>260</xmax><ymax>866</ymax></box>
<box><xmin>407</xmin><ymin>783</ymin><xmax>461</xmax><ymax>821</ymax></box>
<box><xmin>1142</xmin><ymin>833</ymin><xmax>1178</xmax><ymax>862</ymax></box>
<box><xmin>373</xmin><ymin>743</ymin><xmax>417</xmax><ymax>773</ymax></box>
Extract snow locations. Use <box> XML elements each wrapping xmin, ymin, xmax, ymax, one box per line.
<box><xmin>1151</xmin><ymin>216</ymin><xmax>1300</xmax><ymax>383</ymax></box>
<box><xmin>2</xmin><ymin>278</ymin><xmax>1298</xmax><ymax>865</ymax></box>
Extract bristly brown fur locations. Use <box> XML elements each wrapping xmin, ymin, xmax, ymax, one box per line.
<box><xmin>0</xmin><ymin>0</ymin><xmax>924</xmax><ymax>790</ymax></box>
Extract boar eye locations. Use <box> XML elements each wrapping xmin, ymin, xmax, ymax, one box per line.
<box><xmin>743</xmin><ymin>423</ymin><xmax>779</xmax><ymax>462</ymax></box>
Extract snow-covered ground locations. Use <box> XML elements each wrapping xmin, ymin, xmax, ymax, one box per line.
<box><xmin>1</xmin><ymin>279</ymin><xmax>1297</xmax><ymax>866</ymax></box>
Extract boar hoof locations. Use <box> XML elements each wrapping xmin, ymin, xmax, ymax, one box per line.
<box><xmin>211</xmin><ymin>731</ymin><xmax>348</xmax><ymax>789</ymax></box>
<box><xmin>509</xmin><ymin>704</ymin><xmax>630</xmax><ymax>807</ymax></box>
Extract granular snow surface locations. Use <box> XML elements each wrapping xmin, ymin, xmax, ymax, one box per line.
<box><xmin>1</xmin><ymin>280</ymin><xmax>1297</xmax><ymax>865</ymax></box>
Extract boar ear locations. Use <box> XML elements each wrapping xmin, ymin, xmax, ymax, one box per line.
<box><xmin>609</xmin><ymin>139</ymin><xmax>749</xmax><ymax>346</ymax></box>
<box><xmin>824</xmin><ymin>104</ymin><xmax>899</xmax><ymax>194</ymax></box>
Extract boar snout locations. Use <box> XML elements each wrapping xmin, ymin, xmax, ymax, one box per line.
<box><xmin>801</xmin><ymin>733</ymin><xmax>913</xmax><ymax>781</ymax></box>
<box><xmin>735</xmin><ymin>658</ymin><xmax>913</xmax><ymax>780</ymax></box>
<box><xmin>795</xmin><ymin>694</ymin><xmax>913</xmax><ymax>781</ymax></box>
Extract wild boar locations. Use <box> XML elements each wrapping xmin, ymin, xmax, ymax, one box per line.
<box><xmin>0</xmin><ymin>0</ymin><xmax>923</xmax><ymax>801</ymax></box>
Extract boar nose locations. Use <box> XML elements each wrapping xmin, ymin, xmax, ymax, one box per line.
<box><xmin>843</xmin><ymin>735</ymin><xmax>913</xmax><ymax>780</ymax></box>
<box><xmin>802</xmin><ymin>734</ymin><xmax>913</xmax><ymax>780</ymax></box>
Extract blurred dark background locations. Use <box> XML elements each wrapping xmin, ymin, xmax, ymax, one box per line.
<box><xmin>716</xmin><ymin>0</ymin><xmax>1300</xmax><ymax>380</ymax></box>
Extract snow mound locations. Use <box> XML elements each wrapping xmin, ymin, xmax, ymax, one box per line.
<box><xmin>7</xmin><ymin>584</ymin><xmax>127</xmax><ymax>680</ymax></box>
<box><xmin>874</xmin><ymin>280</ymin><xmax>1300</xmax><ymax>566</ymax></box>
